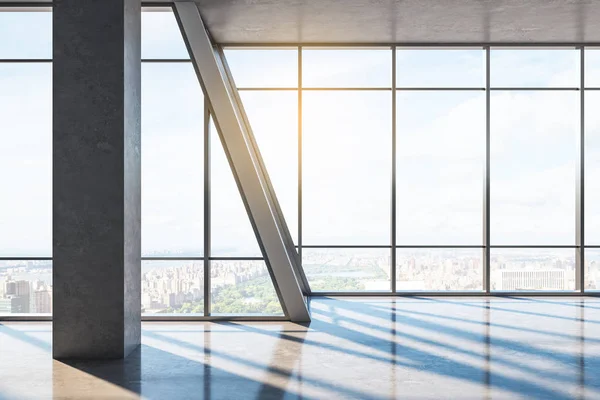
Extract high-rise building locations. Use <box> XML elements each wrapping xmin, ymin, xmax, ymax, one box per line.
<box><xmin>3</xmin><ymin>280</ymin><xmax>31</xmax><ymax>313</ymax></box>
<box><xmin>34</xmin><ymin>288</ymin><xmax>53</xmax><ymax>314</ymax></box>
<box><xmin>15</xmin><ymin>280</ymin><xmax>30</xmax><ymax>297</ymax></box>
<box><xmin>5</xmin><ymin>280</ymin><xmax>30</xmax><ymax>297</ymax></box>
<box><xmin>495</xmin><ymin>269</ymin><xmax>566</xmax><ymax>291</ymax></box>
<box><xmin>5</xmin><ymin>281</ymin><xmax>16</xmax><ymax>296</ymax></box>
<box><xmin>5</xmin><ymin>296</ymin><xmax>30</xmax><ymax>314</ymax></box>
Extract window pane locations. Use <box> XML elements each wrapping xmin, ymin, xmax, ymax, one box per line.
<box><xmin>303</xmin><ymin>91</ymin><xmax>391</xmax><ymax>245</ymax></box>
<box><xmin>0</xmin><ymin>64</ymin><xmax>52</xmax><ymax>257</ymax></box>
<box><xmin>211</xmin><ymin>260</ymin><xmax>283</xmax><ymax>315</ymax></box>
<box><xmin>0</xmin><ymin>12</ymin><xmax>51</xmax><ymax>59</ymax></box>
<box><xmin>585</xmin><ymin>249</ymin><xmax>600</xmax><ymax>291</ymax></box>
<box><xmin>396</xmin><ymin>249</ymin><xmax>483</xmax><ymax>291</ymax></box>
<box><xmin>396</xmin><ymin>92</ymin><xmax>484</xmax><ymax>245</ymax></box>
<box><xmin>142</xmin><ymin>63</ymin><xmax>204</xmax><ymax>257</ymax></box>
<box><xmin>0</xmin><ymin>260</ymin><xmax>52</xmax><ymax>315</ymax></box>
<box><xmin>142</xmin><ymin>10</ymin><xmax>189</xmax><ymax>59</ymax></box>
<box><xmin>142</xmin><ymin>260</ymin><xmax>204</xmax><ymax>315</ymax></box>
<box><xmin>491</xmin><ymin>49</ymin><xmax>579</xmax><ymax>88</ymax></box>
<box><xmin>491</xmin><ymin>248</ymin><xmax>576</xmax><ymax>291</ymax></box>
<box><xmin>491</xmin><ymin>92</ymin><xmax>577</xmax><ymax>245</ymax></box>
<box><xmin>225</xmin><ymin>49</ymin><xmax>297</xmax><ymax>88</ymax></box>
<box><xmin>241</xmin><ymin>91</ymin><xmax>298</xmax><ymax>243</ymax></box>
<box><xmin>302</xmin><ymin>49</ymin><xmax>392</xmax><ymax>87</ymax></box>
<box><xmin>211</xmin><ymin>121</ymin><xmax>262</xmax><ymax>257</ymax></box>
<box><xmin>586</xmin><ymin>92</ymin><xmax>600</xmax><ymax>244</ymax></box>
<box><xmin>396</xmin><ymin>49</ymin><xmax>484</xmax><ymax>88</ymax></box>
<box><xmin>585</xmin><ymin>49</ymin><xmax>600</xmax><ymax>87</ymax></box>
<box><xmin>303</xmin><ymin>248</ymin><xmax>391</xmax><ymax>292</ymax></box>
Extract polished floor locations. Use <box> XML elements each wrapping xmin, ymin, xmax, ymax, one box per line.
<box><xmin>1</xmin><ymin>297</ymin><xmax>600</xmax><ymax>399</ymax></box>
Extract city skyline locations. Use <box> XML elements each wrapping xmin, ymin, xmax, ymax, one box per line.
<box><xmin>3</xmin><ymin>248</ymin><xmax>600</xmax><ymax>315</ymax></box>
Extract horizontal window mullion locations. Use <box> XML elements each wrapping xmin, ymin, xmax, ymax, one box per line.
<box><xmin>489</xmin><ymin>87</ymin><xmax>579</xmax><ymax>91</ymax></box>
<box><xmin>490</xmin><ymin>245</ymin><xmax>579</xmax><ymax>248</ymax></box>
<box><xmin>301</xmin><ymin>245</ymin><xmax>391</xmax><ymax>248</ymax></box>
<box><xmin>142</xmin><ymin>256</ymin><xmax>204</xmax><ymax>260</ymax></box>
<box><xmin>0</xmin><ymin>59</ymin><xmax>52</xmax><ymax>63</ymax></box>
<box><xmin>302</xmin><ymin>87</ymin><xmax>391</xmax><ymax>91</ymax></box>
<box><xmin>395</xmin><ymin>245</ymin><xmax>485</xmax><ymax>248</ymax></box>
<box><xmin>141</xmin><ymin>59</ymin><xmax>191</xmax><ymax>63</ymax></box>
<box><xmin>396</xmin><ymin>87</ymin><xmax>485</xmax><ymax>91</ymax></box>
<box><xmin>237</xmin><ymin>87</ymin><xmax>298</xmax><ymax>91</ymax></box>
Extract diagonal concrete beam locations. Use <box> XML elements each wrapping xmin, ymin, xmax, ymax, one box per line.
<box><xmin>214</xmin><ymin>45</ymin><xmax>311</xmax><ymax>295</ymax></box>
<box><xmin>173</xmin><ymin>2</ymin><xmax>310</xmax><ymax>322</ymax></box>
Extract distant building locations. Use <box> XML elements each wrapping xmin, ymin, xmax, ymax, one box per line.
<box><xmin>5</xmin><ymin>281</ymin><xmax>16</xmax><ymax>296</ymax></box>
<box><xmin>3</xmin><ymin>280</ymin><xmax>31</xmax><ymax>313</ymax></box>
<box><xmin>0</xmin><ymin>296</ymin><xmax>30</xmax><ymax>313</ymax></box>
<box><xmin>142</xmin><ymin>293</ymin><xmax>153</xmax><ymax>310</ymax></box>
<box><xmin>168</xmin><ymin>292</ymin><xmax>185</xmax><ymax>308</ymax></box>
<box><xmin>494</xmin><ymin>269</ymin><xmax>566</xmax><ymax>291</ymax></box>
<box><xmin>34</xmin><ymin>288</ymin><xmax>53</xmax><ymax>314</ymax></box>
<box><xmin>0</xmin><ymin>298</ymin><xmax>11</xmax><ymax>313</ymax></box>
<box><xmin>16</xmin><ymin>280</ymin><xmax>30</xmax><ymax>296</ymax></box>
<box><xmin>5</xmin><ymin>280</ymin><xmax>30</xmax><ymax>297</ymax></box>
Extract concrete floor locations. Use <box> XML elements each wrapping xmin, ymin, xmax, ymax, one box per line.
<box><xmin>1</xmin><ymin>297</ymin><xmax>600</xmax><ymax>400</ymax></box>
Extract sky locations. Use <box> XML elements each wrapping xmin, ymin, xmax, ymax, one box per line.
<box><xmin>2</xmin><ymin>10</ymin><xmax>600</xmax><ymax>259</ymax></box>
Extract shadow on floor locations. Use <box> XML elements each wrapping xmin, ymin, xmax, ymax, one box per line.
<box><xmin>54</xmin><ymin>342</ymin><xmax>316</xmax><ymax>400</ymax></box>
<box><xmin>0</xmin><ymin>323</ymin><xmax>316</xmax><ymax>400</ymax></box>
<box><xmin>3</xmin><ymin>297</ymin><xmax>600</xmax><ymax>399</ymax></box>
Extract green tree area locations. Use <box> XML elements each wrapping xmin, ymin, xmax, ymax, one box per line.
<box><xmin>303</xmin><ymin>262</ymin><xmax>389</xmax><ymax>291</ymax></box>
<box><xmin>163</xmin><ymin>263</ymin><xmax>386</xmax><ymax>314</ymax></box>
<box><xmin>211</xmin><ymin>275</ymin><xmax>283</xmax><ymax>315</ymax></box>
<box><xmin>164</xmin><ymin>275</ymin><xmax>283</xmax><ymax>315</ymax></box>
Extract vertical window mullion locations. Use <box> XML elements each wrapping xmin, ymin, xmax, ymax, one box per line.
<box><xmin>484</xmin><ymin>46</ymin><xmax>491</xmax><ymax>293</ymax></box>
<box><xmin>391</xmin><ymin>46</ymin><xmax>397</xmax><ymax>293</ymax></box>
<box><xmin>204</xmin><ymin>102</ymin><xmax>211</xmax><ymax>316</ymax></box>
<box><xmin>298</xmin><ymin>46</ymin><xmax>304</xmax><ymax>291</ymax></box>
<box><xmin>577</xmin><ymin>46</ymin><xmax>585</xmax><ymax>292</ymax></box>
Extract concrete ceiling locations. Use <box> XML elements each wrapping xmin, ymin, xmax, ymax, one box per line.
<box><xmin>188</xmin><ymin>0</ymin><xmax>600</xmax><ymax>44</ymax></box>
<box><xmin>2</xmin><ymin>0</ymin><xmax>599</xmax><ymax>44</ymax></box>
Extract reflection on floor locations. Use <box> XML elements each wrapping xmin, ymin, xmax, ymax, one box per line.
<box><xmin>1</xmin><ymin>297</ymin><xmax>600</xmax><ymax>399</ymax></box>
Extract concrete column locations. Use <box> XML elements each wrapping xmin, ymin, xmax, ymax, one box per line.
<box><xmin>53</xmin><ymin>0</ymin><xmax>141</xmax><ymax>359</ymax></box>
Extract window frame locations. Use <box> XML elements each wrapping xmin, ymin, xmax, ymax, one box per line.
<box><xmin>2</xmin><ymin>4</ymin><xmax>598</xmax><ymax>323</ymax></box>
